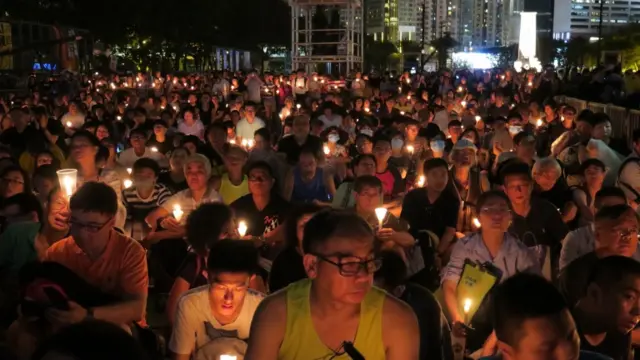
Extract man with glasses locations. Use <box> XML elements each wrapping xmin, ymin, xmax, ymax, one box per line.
<box><xmin>559</xmin><ymin>204</ymin><xmax>640</xmax><ymax>307</ymax></box>
<box><xmin>169</xmin><ymin>239</ymin><xmax>264</xmax><ymax>360</ymax></box>
<box><xmin>246</xmin><ymin>209</ymin><xmax>419</xmax><ymax>360</ymax></box>
<box><xmin>235</xmin><ymin>103</ymin><xmax>265</xmax><ymax>142</ymax></box>
<box><xmin>117</xmin><ymin>128</ymin><xmax>168</xmax><ymax>169</ymax></box>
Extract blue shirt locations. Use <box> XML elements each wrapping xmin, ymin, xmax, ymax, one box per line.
<box><xmin>235</xmin><ymin>117</ymin><xmax>265</xmax><ymax>140</ymax></box>
<box><xmin>441</xmin><ymin>232</ymin><xmax>541</xmax><ymax>285</ymax></box>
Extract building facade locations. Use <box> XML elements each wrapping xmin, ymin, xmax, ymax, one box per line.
<box><xmin>554</xmin><ymin>0</ymin><xmax>640</xmax><ymax>41</ymax></box>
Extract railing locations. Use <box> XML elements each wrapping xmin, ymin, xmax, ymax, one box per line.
<box><xmin>553</xmin><ymin>95</ymin><xmax>640</xmax><ymax>146</ymax></box>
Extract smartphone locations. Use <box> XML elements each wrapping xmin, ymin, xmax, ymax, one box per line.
<box><xmin>43</xmin><ymin>287</ymin><xmax>70</xmax><ymax>311</ymax></box>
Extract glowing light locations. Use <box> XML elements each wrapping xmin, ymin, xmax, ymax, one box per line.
<box><xmin>126</xmin><ymin>168</ymin><xmax>132</xmax><ymax>175</ymax></box>
<box><xmin>237</xmin><ymin>221</ymin><xmax>248</xmax><ymax>237</ymax></box>
<box><xmin>123</xmin><ymin>179</ymin><xmax>133</xmax><ymax>189</ymax></box>
<box><xmin>375</xmin><ymin>207</ymin><xmax>388</xmax><ymax>229</ymax></box>
<box><xmin>475</xmin><ymin>116</ymin><xmax>481</xmax><ymax>122</ymax></box>
<box><xmin>536</xmin><ymin>119</ymin><xmax>543</xmax><ymax>127</ymax></box>
<box><xmin>406</xmin><ymin>145</ymin><xmax>414</xmax><ymax>154</ymax></box>
<box><xmin>151</xmin><ymin>147</ymin><xmax>158</xmax><ymax>152</ymax></box>
<box><xmin>463</xmin><ymin>298</ymin><xmax>472</xmax><ymax>314</ymax></box>
<box><xmin>65</xmin><ymin>121</ymin><xmax>72</xmax><ymax>128</ymax></box>
<box><xmin>473</xmin><ymin>217</ymin><xmax>481</xmax><ymax>228</ymax></box>
<box><xmin>173</xmin><ymin>205</ymin><xmax>184</xmax><ymax>222</ymax></box>
<box><xmin>57</xmin><ymin>169</ymin><xmax>77</xmax><ymax>198</ymax></box>
<box><xmin>416</xmin><ymin>175</ymin><xmax>425</xmax><ymax>187</ymax></box>
<box><xmin>323</xmin><ymin>145</ymin><xmax>330</xmax><ymax>155</ymax></box>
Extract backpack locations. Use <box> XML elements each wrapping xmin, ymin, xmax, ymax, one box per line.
<box><xmin>617</xmin><ymin>157</ymin><xmax>640</xmax><ymax>204</ymax></box>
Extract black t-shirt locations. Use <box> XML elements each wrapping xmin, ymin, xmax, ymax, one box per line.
<box><xmin>401</xmin><ymin>188</ymin><xmax>460</xmax><ymax>239</ymax></box>
<box><xmin>0</xmin><ymin>126</ymin><xmax>39</xmax><ymax>157</ymax></box>
<box><xmin>509</xmin><ymin>196</ymin><xmax>569</xmax><ymax>248</ymax></box>
<box><xmin>147</xmin><ymin>135</ymin><xmax>175</xmax><ymax>155</ymax></box>
<box><xmin>276</xmin><ymin>134</ymin><xmax>323</xmax><ymax>165</ymax></box>
<box><xmin>574</xmin><ymin>309</ymin><xmax>632</xmax><ymax>360</ymax></box>
<box><xmin>535</xmin><ymin>179</ymin><xmax>573</xmax><ymax>212</ymax></box>
<box><xmin>229</xmin><ymin>194</ymin><xmax>290</xmax><ymax>237</ymax></box>
<box><xmin>558</xmin><ymin>251</ymin><xmax>599</xmax><ymax>307</ymax></box>
<box><xmin>269</xmin><ymin>246</ymin><xmax>307</xmax><ymax>293</ymax></box>
<box><xmin>176</xmin><ymin>252</ymin><xmax>208</xmax><ymax>289</ymax></box>
<box><xmin>418</xmin><ymin>123</ymin><xmax>443</xmax><ymax>142</ymax></box>
<box><xmin>157</xmin><ymin>171</ymin><xmax>188</xmax><ymax>193</ymax></box>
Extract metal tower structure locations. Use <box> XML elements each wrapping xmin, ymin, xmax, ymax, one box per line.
<box><xmin>288</xmin><ymin>0</ymin><xmax>363</xmax><ymax>75</ymax></box>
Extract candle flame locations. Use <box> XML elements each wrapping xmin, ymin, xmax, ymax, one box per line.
<box><xmin>375</xmin><ymin>207</ymin><xmax>388</xmax><ymax>223</ymax></box>
<box><xmin>123</xmin><ymin>179</ymin><xmax>133</xmax><ymax>189</ymax></box>
<box><xmin>238</xmin><ymin>220</ymin><xmax>248</xmax><ymax>237</ymax></box>
<box><xmin>463</xmin><ymin>298</ymin><xmax>472</xmax><ymax>314</ymax></box>
<box><xmin>473</xmin><ymin>217</ymin><xmax>481</xmax><ymax>228</ymax></box>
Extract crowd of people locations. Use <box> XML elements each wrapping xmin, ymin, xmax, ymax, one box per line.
<box><xmin>0</xmin><ymin>65</ymin><xmax>638</xmax><ymax>360</ymax></box>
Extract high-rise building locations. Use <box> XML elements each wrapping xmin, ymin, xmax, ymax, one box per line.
<box><xmin>365</xmin><ymin>0</ymin><xmax>431</xmax><ymax>44</ymax></box>
<box><xmin>553</xmin><ymin>0</ymin><xmax>640</xmax><ymax>41</ymax></box>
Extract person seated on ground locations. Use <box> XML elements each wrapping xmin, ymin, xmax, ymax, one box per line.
<box><xmin>559</xmin><ymin>204</ymin><xmax>639</xmax><ymax>307</ymax></box>
<box><xmin>211</xmin><ymin>145</ymin><xmax>249</xmax><ymax>205</ymax></box>
<box><xmin>572</xmin><ymin>159</ymin><xmax>606</xmax><ymax>228</ymax></box>
<box><xmin>572</xmin><ymin>256</ymin><xmax>640</xmax><ymax>360</ymax></box>
<box><xmin>532</xmin><ymin>157</ymin><xmax>577</xmax><ymax>224</ymax></box>
<box><xmin>32</xmin><ymin>164</ymin><xmax>59</xmax><ymax>208</ymax></box>
<box><xmin>166</xmin><ymin>203</ymin><xmax>234</xmax><ymax>327</ymax></box>
<box><xmin>374</xmin><ymin>249</ymin><xmax>452</xmax><ymax>360</ymax></box>
<box><xmin>559</xmin><ymin>187</ymin><xmax>640</xmax><ymax>270</ymax></box>
<box><xmin>442</xmin><ymin>190</ymin><xmax>541</xmax><ymax>354</ymax></box>
<box><xmin>31</xmin><ymin>320</ymin><xmax>149</xmax><ymax>360</ymax></box>
<box><xmin>268</xmin><ymin>204</ymin><xmax>323</xmax><ymax>293</ymax></box>
<box><xmin>245</xmin><ymin>209</ymin><xmax>420</xmax><ymax>360</ymax></box>
<box><xmin>7</xmin><ymin>182</ymin><xmax>148</xmax><ymax>360</ymax></box>
<box><xmin>284</xmin><ymin>146</ymin><xmax>334</xmax><ymax>204</ymax></box>
<box><xmin>0</xmin><ymin>192</ymin><xmax>42</xmax><ymax>233</ymax></box>
<box><xmin>169</xmin><ymin>239</ymin><xmax>265</xmax><ymax>360</ymax></box>
<box><xmin>122</xmin><ymin>158</ymin><xmax>172</xmax><ymax>225</ymax></box>
<box><xmin>482</xmin><ymin>272</ymin><xmax>612</xmax><ymax>360</ymax></box>
<box><xmin>332</xmin><ymin>154</ymin><xmax>377</xmax><ymax>208</ymax></box>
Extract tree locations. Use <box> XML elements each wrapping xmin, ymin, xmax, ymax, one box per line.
<box><xmin>565</xmin><ymin>36</ymin><xmax>594</xmax><ymax>67</ymax></box>
<box><xmin>430</xmin><ymin>32</ymin><xmax>458</xmax><ymax>70</ymax></box>
<box><xmin>364</xmin><ymin>37</ymin><xmax>398</xmax><ymax>71</ymax></box>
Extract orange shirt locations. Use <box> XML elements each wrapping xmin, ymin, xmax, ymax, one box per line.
<box><xmin>44</xmin><ymin>229</ymin><xmax>148</xmax><ymax>324</ymax></box>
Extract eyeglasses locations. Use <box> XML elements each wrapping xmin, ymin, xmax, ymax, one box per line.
<box><xmin>311</xmin><ymin>253</ymin><xmax>382</xmax><ymax>277</ymax></box>
<box><xmin>2</xmin><ymin>178</ymin><xmax>24</xmax><ymax>185</ymax></box>
<box><xmin>613</xmin><ymin>228</ymin><xmax>639</xmax><ymax>240</ymax></box>
<box><xmin>248</xmin><ymin>175</ymin><xmax>271</xmax><ymax>183</ymax></box>
<box><xmin>480</xmin><ymin>207</ymin><xmax>511</xmax><ymax>215</ymax></box>
<box><xmin>69</xmin><ymin>217</ymin><xmax>112</xmax><ymax>233</ymax></box>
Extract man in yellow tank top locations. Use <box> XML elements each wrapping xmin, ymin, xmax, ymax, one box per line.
<box><xmin>245</xmin><ymin>209</ymin><xmax>419</xmax><ymax>360</ymax></box>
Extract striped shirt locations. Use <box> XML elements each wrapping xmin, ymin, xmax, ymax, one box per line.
<box><xmin>122</xmin><ymin>183</ymin><xmax>173</xmax><ymax>222</ymax></box>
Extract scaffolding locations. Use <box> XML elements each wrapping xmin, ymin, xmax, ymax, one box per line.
<box><xmin>288</xmin><ymin>0</ymin><xmax>363</xmax><ymax>75</ymax></box>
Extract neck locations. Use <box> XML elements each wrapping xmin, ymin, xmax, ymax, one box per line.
<box><xmin>155</xmin><ymin>134</ymin><xmax>166</xmax><ymax>142</ymax></box>
<box><xmin>38</xmin><ymin>225</ymin><xmax>67</xmax><ymax>246</ymax></box>
<box><xmin>252</xmin><ymin>193</ymin><xmax>271</xmax><ymax>210</ymax></box>
<box><xmin>376</xmin><ymin>162</ymin><xmax>388</xmax><ymax>173</ymax></box>
<box><xmin>573</xmin><ymin>305</ymin><xmax>608</xmax><ymax>338</ymax></box>
<box><xmin>512</xmin><ymin>200</ymin><xmax>531</xmax><ymax>217</ymax></box>
<box><xmin>228</xmin><ymin>172</ymin><xmax>244</xmax><ymax>185</ymax></box>
<box><xmin>481</xmin><ymin>231</ymin><xmax>504</xmax><ymax>257</ymax></box>
<box><xmin>191</xmin><ymin>187</ymin><xmax>207</xmax><ymax>202</ymax></box>
<box><xmin>309</xmin><ymin>281</ymin><xmax>360</xmax><ymax>318</ymax></box>
<box><xmin>426</xmin><ymin>188</ymin><xmax>441</xmax><ymax>201</ymax></box>
<box><xmin>134</xmin><ymin>147</ymin><xmax>146</xmax><ymax>157</ymax></box>
<box><xmin>79</xmin><ymin>162</ymin><xmax>98</xmax><ymax>179</ymax></box>
<box><xmin>171</xmin><ymin>169</ymin><xmax>185</xmax><ymax>179</ymax></box>
<box><xmin>137</xmin><ymin>187</ymin><xmax>154</xmax><ymax>199</ymax></box>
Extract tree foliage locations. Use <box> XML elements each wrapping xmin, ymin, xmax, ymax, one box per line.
<box><xmin>5</xmin><ymin>0</ymin><xmax>291</xmax><ymax>70</ymax></box>
<box><xmin>431</xmin><ymin>32</ymin><xmax>457</xmax><ymax>70</ymax></box>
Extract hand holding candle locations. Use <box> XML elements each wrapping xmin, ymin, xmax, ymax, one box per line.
<box><xmin>237</xmin><ymin>220</ymin><xmax>248</xmax><ymax>237</ymax></box>
<box><xmin>406</xmin><ymin>145</ymin><xmax>414</xmax><ymax>154</ymax></box>
<box><xmin>416</xmin><ymin>175</ymin><xmax>425</xmax><ymax>187</ymax></box>
<box><xmin>463</xmin><ymin>298</ymin><xmax>472</xmax><ymax>324</ymax></box>
<box><xmin>57</xmin><ymin>169</ymin><xmax>78</xmax><ymax>199</ymax></box>
<box><xmin>375</xmin><ymin>207</ymin><xmax>387</xmax><ymax>229</ymax></box>
<box><xmin>173</xmin><ymin>205</ymin><xmax>184</xmax><ymax>222</ymax></box>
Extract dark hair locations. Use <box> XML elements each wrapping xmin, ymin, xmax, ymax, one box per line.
<box><xmin>373</xmin><ymin>134</ymin><xmax>391</xmax><ymax>147</ymax></box>
<box><xmin>353</xmin><ymin>154</ymin><xmax>377</xmax><ymax>168</ymax></box>
<box><xmin>448</xmin><ymin>120</ymin><xmax>462</xmax><ymax>128</ymax></box>
<box><xmin>513</xmin><ymin>132</ymin><xmax>535</xmax><ymax>146</ymax></box>
<box><xmin>354</xmin><ymin>175</ymin><xmax>382</xmax><ymax>193</ymax></box>
<box><xmin>590</xmin><ymin>112</ymin><xmax>611</xmax><ymax>127</ymax></box>
<box><xmin>595</xmin><ymin>204</ymin><xmax>637</xmax><ymax>223</ymax></box>
<box><xmin>302</xmin><ymin>209</ymin><xmax>374</xmax><ymax>254</ymax></box>
<box><xmin>475</xmin><ymin>190</ymin><xmax>512</xmax><ymax>214</ymax></box>
<box><xmin>284</xmin><ymin>203</ymin><xmax>323</xmax><ymax>248</ymax></box>
<box><xmin>254</xmin><ymin>127</ymin><xmax>271</xmax><ymax>144</ymax></box>
<box><xmin>493</xmin><ymin>273</ymin><xmax>568</xmax><ymax>347</ymax></box>
<box><xmin>579</xmin><ymin>158</ymin><xmax>606</xmax><ymax>174</ymax></box>
<box><xmin>633</xmin><ymin>128</ymin><xmax>640</xmax><ymax>144</ymax></box>
<box><xmin>207</xmin><ymin>239</ymin><xmax>259</xmax><ymax>274</ymax></box>
<box><xmin>576</xmin><ymin>109</ymin><xmax>594</xmax><ymax>124</ymax></box>
<box><xmin>374</xmin><ymin>250</ymin><xmax>407</xmax><ymax>289</ymax></box>
<box><xmin>70</xmin><ymin>182</ymin><xmax>118</xmax><ymax>216</ymax></box>
<box><xmin>595</xmin><ymin>187</ymin><xmax>627</xmax><ymax>208</ymax></box>
<box><xmin>186</xmin><ymin>203</ymin><xmax>233</xmax><ymax>255</ymax></box>
<box><xmin>587</xmin><ymin>256</ymin><xmax>640</xmax><ymax>292</ymax></box>
<box><xmin>0</xmin><ymin>165</ymin><xmax>31</xmax><ymax>196</ymax></box>
<box><xmin>246</xmin><ymin>160</ymin><xmax>274</xmax><ymax>179</ymax></box>
<box><xmin>152</xmin><ymin>119</ymin><xmax>168</xmax><ymax>128</ymax></box>
<box><xmin>181</xmin><ymin>135</ymin><xmax>201</xmax><ymax>148</ymax></box>
<box><xmin>499</xmin><ymin>161</ymin><xmax>532</xmax><ymax>184</ymax></box>
<box><xmin>1</xmin><ymin>192</ymin><xmax>43</xmax><ymax>222</ymax></box>
<box><xmin>70</xmin><ymin>130</ymin><xmax>101</xmax><ymax>148</ymax></box>
<box><xmin>423</xmin><ymin>158</ymin><xmax>449</xmax><ymax>173</ymax></box>
<box><xmin>33</xmin><ymin>164</ymin><xmax>59</xmax><ymax>182</ymax></box>
<box><xmin>31</xmin><ymin>320</ymin><xmax>148</xmax><ymax>360</ymax></box>
<box><xmin>128</xmin><ymin>127</ymin><xmax>147</xmax><ymax>140</ymax></box>
<box><xmin>132</xmin><ymin>158</ymin><xmax>160</xmax><ymax>177</ymax></box>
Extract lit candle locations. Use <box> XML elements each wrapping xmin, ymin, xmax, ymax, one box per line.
<box><xmin>461</xmin><ymin>101</ymin><xmax>467</xmax><ymax>107</ymax></box>
<box><xmin>229</xmin><ymin>139</ymin><xmax>236</xmax><ymax>144</ymax></box>
<box><xmin>173</xmin><ymin>205</ymin><xmax>184</xmax><ymax>222</ymax></box>
<box><xmin>397</xmin><ymin>86</ymin><xmax>402</xmax><ymax>92</ymax></box>
<box><xmin>528</xmin><ymin>81</ymin><xmax>533</xmax><ymax>87</ymax></box>
<box><xmin>416</xmin><ymin>175</ymin><xmax>425</xmax><ymax>187</ymax></box>
<box><xmin>296</xmin><ymin>104</ymin><xmax>301</xmax><ymax>109</ymax></box>
<box><xmin>247</xmin><ymin>139</ymin><xmax>254</xmax><ymax>149</ymax></box>
<box><xmin>323</xmin><ymin>145</ymin><xmax>330</xmax><ymax>155</ymax></box>
<box><xmin>151</xmin><ymin>147</ymin><xmax>158</xmax><ymax>152</ymax></box>
<box><xmin>475</xmin><ymin>115</ymin><xmax>481</xmax><ymax>122</ymax></box>
<box><xmin>314</xmin><ymin>76</ymin><xmax>318</xmax><ymax>81</ymax></box>
<box><xmin>458</xmin><ymin>86</ymin><xmax>463</xmax><ymax>92</ymax></box>
<box><xmin>375</xmin><ymin>207</ymin><xmax>388</xmax><ymax>229</ymax></box>
<box><xmin>321</xmin><ymin>79</ymin><xmax>325</xmax><ymax>84</ymax></box>
<box><xmin>123</xmin><ymin>179</ymin><xmax>133</xmax><ymax>189</ymax></box>
<box><xmin>407</xmin><ymin>95</ymin><xmax>411</xmax><ymax>100</ymax></box>
<box><xmin>127</xmin><ymin>168</ymin><xmax>132</xmax><ymax>175</ymax></box>
<box><xmin>237</xmin><ymin>220</ymin><xmax>248</xmax><ymax>237</ymax></box>
<box><xmin>173</xmin><ymin>78</ymin><xmax>177</xmax><ymax>84</ymax></box>
<box><xmin>173</xmin><ymin>105</ymin><xmax>178</xmax><ymax>111</ymax></box>
<box><xmin>406</xmin><ymin>145</ymin><xmax>414</xmax><ymax>154</ymax></box>
<box><xmin>220</xmin><ymin>355</ymin><xmax>237</xmax><ymax>360</ymax></box>
<box><xmin>66</xmin><ymin>121</ymin><xmax>72</xmax><ymax>128</ymax></box>
<box><xmin>536</xmin><ymin>119</ymin><xmax>543</xmax><ymax>127</ymax></box>
<box><xmin>57</xmin><ymin>169</ymin><xmax>78</xmax><ymax>199</ymax></box>
<box><xmin>364</xmin><ymin>107</ymin><xmax>370</xmax><ymax>113</ymax></box>
<box><xmin>406</xmin><ymin>79</ymin><xmax>411</xmax><ymax>84</ymax></box>
<box><xmin>355</xmin><ymin>78</ymin><xmax>360</xmax><ymax>82</ymax></box>
<box><xmin>463</xmin><ymin>298</ymin><xmax>472</xmax><ymax>324</ymax></box>
<box><xmin>110</xmin><ymin>83</ymin><xmax>116</xmax><ymax>89</ymax></box>
<box><xmin>500</xmin><ymin>75</ymin><xmax>505</xmax><ymax>80</ymax></box>
<box><xmin>400</xmin><ymin>111</ymin><xmax>405</xmax><ymax>115</ymax></box>
<box><xmin>473</xmin><ymin>217</ymin><xmax>481</xmax><ymax>228</ymax></box>
<box><xmin>241</xmin><ymin>139</ymin><xmax>248</xmax><ymax>148</ymax></box>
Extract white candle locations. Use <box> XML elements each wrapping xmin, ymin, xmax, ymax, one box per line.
<box><xmin>375</xmin><ymin>207</ymin><xmax>387</xmax><ymax>229</ymax></box>
<box><xmin>364</xmin><ymin>107</ymin><xmax>370</xmax><ymax>112</ymax></box>
<box><xmin>237</xmin><ymin>220</ymin><xmax>248</xmax><ymax>237</ymax></box>
<box><xmin>220</xmin><ymin>355</ymin><xmax>237</xmax><ymax>360</ymax></box>
<box><xmin>173</xmin><ymin>205</ymin><xmax>184</xmax><ymax>222</ymax></box>
<box><xmin>475</xmin><ymin>116</ymin><xmax>481</xmax><ymax>122</ymax></box>
<box><xmin>126</xmin><ymin>168</ymin><xmax>132</xmax><ymax>175</ymax></box>
<box><xmin>116</xmin><ymin>115</ymin><xmax>122</xmax><ymax>121</ymax></box>
<box><xmin>57</xmin><ymin>169</ymin><xmax>78</xmax><ymax>199</ymax></box>
<box><xmin>65</xmin><ymin>121</ymin><xmax>72</xmax><ymax>128</ymax></box>
<box><xmin>400</xmin><ymin>111</ymin><xmax>405</xmax><ymax>115</ymax></box>
<box><xmin>247</xmin><ymin>139</ymin><xmax>254</xmax><ymax>149</ymax></box>
<box><xmin>151</xmin><ymin>147</ymin><xmax>158</xmax><ymax>152</ymax></box>
<box><xmin>406</xmin><ymin>145</ymin><xmax>414</xmax><ymax>154</ymax></box>
<box><xmin>296</xmin><ymin>104</ymin><xmax>301</xmax><ymax>109</ymax></box>
<box><xmin>123</xmin><ymin>179</ymin><xmax>133</xmax><ymax>189</ymax></box>
<box><xmin>323</xmin><ymin>145</ymin><xmax>330</xmax><ymax>155</ymax></box>
<box><xmin>416</xmin><ymin>175</ymin><xmax>425</xmax><ymax>187</ymax></box>
<box><xmin>536</xmin><ymin>119</ymin><xmax>543</xmax><ymax>127</ymax></box>
<box><xmin>461</xmin><ymin>101</ymin><xmax>467</xmax><ymax>107</ymax></box>
<box><xmin>463</xmin><ymin>298</ymin><xmax>472</xmax><ymax>324</ymax></box>
<box><xmin>473</xmin><ymin>217</ymin><xmax>481</xmax><ymax>228</ymax></box>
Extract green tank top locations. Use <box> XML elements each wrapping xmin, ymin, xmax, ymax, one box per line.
<box><xmin>278</xmin><ymin>279</ymin><xmax>387</xmax><ymax>360</ymax></box>
<box><xmin>219</xmin><ymin>174</ymin><xmax>249</xmax><ymax>205</ymax></box>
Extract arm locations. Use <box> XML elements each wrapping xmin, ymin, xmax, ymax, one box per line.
<box><xmin>382</xmin><ymin>296</ymin><xmax>420</xmax><ymax>360</ymax></box>
<box><xmin>145</xmin><ymin>206</ymin><xmax>170</xmax><ymax>231</ymax></box>
<box><xmin>438</xmin><ymin>227</ymin><xmax>457</xmax><ymax>256</ymax></box>
<box><xmin>245</xmin><ymin>293</ymin><xmax>287</xmax><ymax>360</ymax></box>
<box><xmin>441</xmin><ymin>240</ymin><xmax>466</xmax><ymax>322</ymax></box>
<box><xmin>323</xmin><ymin>168</ymin><xmax>336</xmax><ymax>198</ymax></box>
<box><xmin>169</xmin><ymin>297</ymin><xmax>197</xmax><ymax>359</ymax></box>
<box><xmin>166</xmin><ymin>277</ymin><xmax>190</xmax><ymax>327</ymax></box>
<box><xmin>572</xmin><ymin>188</ymin><xmax>593</xmax><ymax>223</ymax></box>
<box><xmin>442</xmin><ymin>280</ymin><xmax>463</xmax><ymax>323</ymax></box>
<box><xmin>283</xmin><ymin>169</ymin><xmax>294</xmax><ymax>202</ymax></box>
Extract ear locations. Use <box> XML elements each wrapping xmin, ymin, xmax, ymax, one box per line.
<box><xmin>586</xmin><ymin>282</ymin><xmax>603</xmax><ymax>303</ymax></box>
<box><xmin>303</xmin><ymin>253</ymin><xmax>319</xmax><ymax>279</ymax></box>
<box><xmin>496</xmin><ymin>340</ymin><xmax>516</xmax><ymax>360</ymax></box>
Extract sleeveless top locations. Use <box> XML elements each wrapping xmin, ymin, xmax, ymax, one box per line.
<box><xmin>278</xmin><ymin>279</ymin><xmax>386</xmax><ymax>360</ymax></box>
<box><xmin>291</xmin><ymin>167</ymin><xmax>330</xmax><ymax>203</ymax></box>
<box><xmin>219</xmin><ymin>174</ymin><xmax>249</xmax><ymax>205</ymax></box>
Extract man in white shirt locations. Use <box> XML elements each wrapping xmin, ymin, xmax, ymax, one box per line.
<box><xmin>318</xmin><ymin>105</ymin><xmax>343</xmax><ymax>129</ymax></box>
<box><xmin>293</xmin><ymin>69</ymin><xmax>308</xmax><ymax>102</ymax></box>
<box><xmin>169</xmin><ymin>240</ymin><xmax>264</xmax><ymax>360</ymax></box>
<box><xmin>618</xmin><ymin>129</ymin><xmax>640</xmax><ymax>209</ymax></box>
<box><xmin>244</xmin><ymin>71</ymin><xmax>263</xmax><ymax>104</ymax></box>
<box><xmin>117</xmin><ymin>128</ymin><xmax>168</xmax><ymax>169</ymax></box>
<box><xmin>235</xmin><ymin>103</ymin><xmax>265</xmax><ymax>141</ymax></box>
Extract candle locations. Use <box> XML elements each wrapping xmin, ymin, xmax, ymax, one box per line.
<box><xmin>458</xmin><ymin>86</ymin><xmax>463</xmax><ymax>92</ymax></box>
<box><xmin>528</xmin><ymin>81</ymin><xmax>533</xmax><ymax>87</ymax></box>
<box><xmin>375</xmin><ymin>207</ymin><xmax>387</xmax><ymax>229</ymax></box>
<box><xmin>397</xmin><ymin>86</ymin><xmax>402</xmax><ymax>92</ymax></box>
<box><xmin>247</xmin><ymin>139</ymin><xmax>254</xmax><ymax>149</ymax></box>
<box><xmin>57</xmin><ymin>169</ymin><xmax>78</xmax><ymax>199</ymax></box>
<box><xmin>123</xmin><ymin>179</ymin><xmax>133</xmax><ymax>189</ymax></box>
<box><xmin>173</xmin><ymin>205</ymin><xmax>184</xmax><ymax>222</ymax></box>
<box><xmin>323</xmin><ymin>145</ymin><xmax>330</xmax><ymax>155</ymax></box>
<box><xmin>355</xmin><ymin>78</ymin><xmax>360</xmax><ymax>82</ymax></box>
<box><xmin>364</xmin><ymin>107</ymin><xmax>370</xmax><ymax>112</ymax></box>
<box><xmin>296</xmin><ymin>104</ymin><xmax>301</xmax><ymax>109</ymax></box>
<box><xmin>406</xmin><ymin>145</ymin><xmax>414</xmax><ymax>154</ymax></box>
<box><xmin>475</xmin><ymin>115</ymin><xmax>481</xmax><ymax>122</ymax></box>
<box><xmin>65</xmin><ymin>121</ymin><xmax>72</xmax><ymax>128</ymax></box>
<box><xmin>461</xmin><ymin>101</ymin><xmax>467</xmax><ymax>107</ymax></box>
<box><xmin>229</xmin><ymin>139</ymin><xmax>236</xmax><ymax>145</ymax></box>
<box><xmin>536</xmin><ymin>119</ymin><xmax>543</xmax><ymax>127</ymax></box>
<box><xmin>314</xmin><ymin>76</ymin><xmax>318</xmax><ymax>81</ymax></box>
<box><xmin>220</xmin><ymin>355</ymin><xmax>237</xmax><ymax>360</ymax></box>
<box><xmin>400</xmin><ymin>111</ymin><xmax>405</xmax><ymax>115</ymax></box>
<box><xmin>416</xmin><ymin>175</ymin><xmax>425</xmax><ymax>187</ymax></box>
<box><xmin>237</xmin><ymin>220</ymin><xmax>248</xmax><ymax>237</ymax></box>
<box><xmin>151</xmin><ymin>147</ymin><xmax>158</xmax><ymax>152</ymax></box>
<box><xmin>407</xmin><ymin>95</ymin><xmax>411</xmax><ymax>100</ymax></box>
<box><xmin>463</xmin><ymin>298</ymin><xmax>472</xmax><ymax>324</ymax></box>
<box><xmin>126</xmin><ymin>168</ymin><xmax>132</xmax><ymax>175</ymax></box>
<box><xmin>241</xmin><ymin>139</ymin><xmax>248</xmax><ymax>148</ymax></box>
<box><xmin>406</xmin><ymin>79</ymin><xmax>411</xmax><ymax>84</ymax></box>
<box><xmin>473</xmin><ymin>217</ymin><xmax>481</xmax><ymax>228</ymax></box>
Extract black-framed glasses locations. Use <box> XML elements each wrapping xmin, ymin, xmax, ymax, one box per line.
<box><xmin>69</xmin><ymin>217</ymin><xmax>112</xmax><ymax>233</ymax></box>
<box><xmin>613</xmin><ymin>228</ymin><xmax>639</xmax><ymax>240</ymax></box>
<box><xmin>2</xmin><ymin>178</ymin><xmax>24</xmax><ymax>185</ymax></box>
<box><xmin>311</xmin><ymin>253</ymin><xmax>382</xmax><ymax>277</ymax></box>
